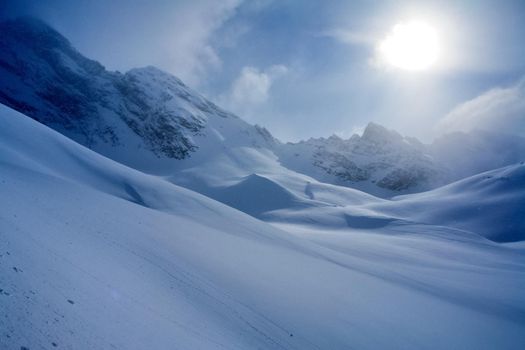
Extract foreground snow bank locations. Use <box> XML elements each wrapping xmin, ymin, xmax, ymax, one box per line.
<box><xmin>1</xmin><ymin>104</ymin><xmax>524</xmax><ymax>349</ymax></box>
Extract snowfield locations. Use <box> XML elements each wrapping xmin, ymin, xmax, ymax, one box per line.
<box><xmin>1</xmin><ymin>105</ymin><xmax>525</xmax><ymax>350</ymax></box>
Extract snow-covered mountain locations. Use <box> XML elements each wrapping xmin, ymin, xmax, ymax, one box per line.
<box><xmin>277</xmin><ymin>123</ymin><xmax>525</xmax><ymax>197</ymax></box>
<box><xmin>276</xmin><ymin>122</ymin><xmax>447</xmax><ymax>196</ymax></box>
<box><xmin>0</xmin><ymin>17</ymin><xmax>276</xmax><ymax>172</ymax></box>
<box><xmin>1</xmin><ymin>16</ymin><xmax>523</xmax><ymax>203</ymax></box>
<box><xmin>2</xmin><ymin>101</ymin><xmax>525</xmax><ymax>350</ymax></box>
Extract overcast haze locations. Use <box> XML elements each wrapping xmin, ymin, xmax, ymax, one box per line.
<box><xmin>2</xmin><ymin>0</ymin><xmax>525</xmax><ymax>141</ymax></box>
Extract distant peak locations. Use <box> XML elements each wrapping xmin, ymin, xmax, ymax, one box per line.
<box><xmin>361</xmin><ymin>122</ymin><xmax>402</xmax><ymax>143</ymax></box>
<box><xmin>328</xmin><ymin>134</ymin><xmax>342</xmax><ymax>141</ymax></box>
<box><xmin>363</xmin><ymin>122</ymin><xmax>388</xmax><ymax>134</ymax></box>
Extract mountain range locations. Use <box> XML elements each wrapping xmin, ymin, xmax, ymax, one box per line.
<box><xmin>2</xmin><ymin>17</ymin><xmax>524</xmax><ymax>199</ymax></box>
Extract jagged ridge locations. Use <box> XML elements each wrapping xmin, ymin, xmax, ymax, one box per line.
<box><xmin>0</xmin><ymin>17</ymin><xmax>242</xmax><ymax>159</ymax></box>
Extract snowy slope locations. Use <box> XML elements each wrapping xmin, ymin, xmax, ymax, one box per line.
<box><xmin>371</xmin><ymin>163</ymin><xmax>525</xmax><ymax>242</ymax></box>
<box><xmin>2</xmin><ymin>105</ymin><xmax>525</xmax><ymax>349</ymax></box>
<box><xmin>265</xmin><ymin>161</ymin><xmax>525</xmax><ymax>243</ymax></box>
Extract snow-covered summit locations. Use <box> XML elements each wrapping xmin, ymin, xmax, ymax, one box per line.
<box><xmin>0</xmin><ymin>17</ymin><xmax>274</xmax><ymax>168</ymax></box>
<box><xmin>361</xmin><ymin>122</ymin><xmax>403</xmax><ymax>144</ymax></box>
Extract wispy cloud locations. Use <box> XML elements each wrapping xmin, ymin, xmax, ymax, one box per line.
<box><xmin>436</xmin><ymin>78</ymin><xmax>525</xmax><ymax>136</ymax></box>
<box><xmin>219</xmin><ymin>64</ymin><xmax>287</xmax><ymax>118</ymax></box>
<box><xmin>158</xmin><ymin>0</ymin><xmax>244</xmax><ymax>85</ymax></box>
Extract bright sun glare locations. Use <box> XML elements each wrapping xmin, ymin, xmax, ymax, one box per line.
<box><xmin>378</xmin><ymin>20</ymin><xmax>440</xmax><ymax>71</ymax></box>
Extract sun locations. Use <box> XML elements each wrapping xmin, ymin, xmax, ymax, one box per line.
<box><xmin>378</xmin><ymin>20</ymin><xmax>440</xmax><ymax>71</ymax></box>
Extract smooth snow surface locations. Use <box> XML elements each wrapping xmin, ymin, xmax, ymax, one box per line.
<box><xmin>376</xmin><ymin>164</ymin><xmax>525</xmax><ymax>242</ymax></box>
<box><xmin>1</xmin><ymin>104</ymin><xmax>525</xmax><ymax>349</ymax></box>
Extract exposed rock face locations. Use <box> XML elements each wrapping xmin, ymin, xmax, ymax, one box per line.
<box><xmin>277</xmin><ymin>123</ymin><xmax>446</xmax><ymax>195</ymax></box>
<box><xmin>0</xmin><ymin>17</ymin><xmax>113</xmax><ymax>146</ymax></box>
<box><xmin>0</xmin><ymin>17</ymin><xmax>237</xmax><ymax>159</ymax></box>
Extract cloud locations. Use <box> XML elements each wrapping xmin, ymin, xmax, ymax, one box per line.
<box><xmin>219</xmin><ymin>65</ymin><xmax>287</xmax><ymax>118</ymax></box>
<box><xmin>154</xmin><ymin>0</ymin><xmax>244</xmax><ymax>85</ymax></box>
<box><xmin>436</xmin><ymin>79</ymin><xmax>525</xmax><ymax>136</ymax></box>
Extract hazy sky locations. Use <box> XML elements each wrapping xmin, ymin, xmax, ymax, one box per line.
<box><xmin>2</xmin><ymin>0</ymin><xmax>525</xmax><ymax>141</ymax></box>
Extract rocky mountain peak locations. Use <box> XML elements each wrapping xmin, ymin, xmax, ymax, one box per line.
<box><xmin>361</xmin><ymin>122</ymin><xmax>403</xmax><ymax>144</ymax></box>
